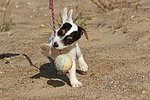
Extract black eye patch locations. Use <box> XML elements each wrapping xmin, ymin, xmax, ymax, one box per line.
<box><xmin>62</xmin><ymin>31</ymin><xmax>82</xmax><ymax>46</ymax></box>
<box><xmin>57</xmin><ymin>23</ymin><xmax>72</xmax><ymax>36</ymax></box>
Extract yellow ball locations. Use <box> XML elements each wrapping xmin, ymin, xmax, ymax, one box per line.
<box><xmin>55</xmin><ymin>54</ymin><xmax>73</xmax><ymax>73</ymax></box>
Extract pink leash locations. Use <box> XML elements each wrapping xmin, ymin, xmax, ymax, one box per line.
<box><xmin>49</xmin><ymin>0</ymin><xmax>62</xmax><ymax>55</ymax></box>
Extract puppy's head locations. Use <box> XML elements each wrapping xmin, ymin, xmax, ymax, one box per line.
<box><xmin>52</xmin><ymin>8</ymin><xmax>88</xmax><ymax>50</ymax></box>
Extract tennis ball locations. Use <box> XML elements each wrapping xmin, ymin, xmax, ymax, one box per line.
<box><xmin>55</xmin><ymin>54</ymin><xmax>73</xmax><ymax>73</ymax></box>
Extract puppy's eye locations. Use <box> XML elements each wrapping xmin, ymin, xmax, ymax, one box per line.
<box><xmin>65</xmin><ymin>36</ymin><xmax>73</xmax><ymax>44</ymax></box>
<box><xmin>66</xmin><ymin>39</ymin><xmax>72</xmax><ymax>43</ymax></box>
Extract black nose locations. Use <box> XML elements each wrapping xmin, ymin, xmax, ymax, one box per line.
<box><xmin>53</xmin><ymin>42</ymin><xmax>59</xmax><ymax>48</ymax></box>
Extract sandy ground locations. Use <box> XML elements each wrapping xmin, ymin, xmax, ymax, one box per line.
<box><xmin>0</xmin><ymin>0</ymin><xmax>150</xmax><ymax>99</ymax></box>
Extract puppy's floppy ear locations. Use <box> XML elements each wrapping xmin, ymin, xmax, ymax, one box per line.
<box><xmin>62</xmin><ymin>7</ymin><xmax>68</xmax><ymax>23</ymax></box>
<box><xmin>66</xmin><ymin>9</ymin><xmax>73</xmax><ymax>23</ymax></box>
<box><xmin>78</xmin><ymin>26</ymin><xmax>89</xmax><ymax>40</ymax></box>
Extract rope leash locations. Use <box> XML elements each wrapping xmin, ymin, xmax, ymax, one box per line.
<box><xmin>49</xmin><ymin>0</ymin><xmax>56</xmax><ymax>36</ymax></box>
<box><xmin>49</xmin><ymin>0</ymin><xmax>62</xmax><ymax>55</ymax></box>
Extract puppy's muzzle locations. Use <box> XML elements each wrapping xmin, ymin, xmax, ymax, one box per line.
<box><xmin>53</xmin><ymin>42</ymin><xmax>59</xmax><ymax>48</ymax></box>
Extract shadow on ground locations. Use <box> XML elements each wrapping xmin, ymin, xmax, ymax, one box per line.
<box><xmin>0</xmin><ymin>53</ymin><xmax>20</xmax><ymax>59</ymax></box>
<box><xmin>0</xmin><ymin>53</ymin><xmax>85</xmax><ymax>87</ymax></box>
<box><xmin>30</xmin><ymin>57</ymin><xmax>71</xmax><ymax>87</ymax></box>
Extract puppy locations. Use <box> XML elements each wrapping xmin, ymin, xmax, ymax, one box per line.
<box><xmin>40</xmin><ymin>8</ymin><xmax>88</xmax><ymax>87</ymax></box>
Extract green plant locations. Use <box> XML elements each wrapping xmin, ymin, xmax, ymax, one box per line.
<box><xmin>45</xmin><ymin>9</ymin><xmax>91</xmax><ymax>31</ymax></box>
<box><xmin>73</xmin><ymin>9</ymin><xmax>91</xmax><ymax>28</ymax></box>
<box><xmin>0</xmin><ymin>0</ymin><xmax>13</xmax><ymax>32</ymax></box>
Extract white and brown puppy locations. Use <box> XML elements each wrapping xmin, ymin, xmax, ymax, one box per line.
<box><xmin>40</xmin><ymin>8</ymin><xmax>88</xmax><ymax>87</ymax></box>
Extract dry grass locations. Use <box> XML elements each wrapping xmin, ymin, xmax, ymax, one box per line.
<box><xmin>91</xmin><ymin>0</ymin><xmax>140</xmax><ymax>31</ymax></box>
<box><xmin>112</xmin><ymin>3</ymin><xmax>139</xmax><ymax>30</ymax></box>
<box><xmin>91</xmin><ymin>0</ymin><xmax>139</xmax><ymax>12</ymax></box>
<box><xmin>0</xmin><ymin>0</ymin><xmax>13</xmax><ymax>32</ymax></box>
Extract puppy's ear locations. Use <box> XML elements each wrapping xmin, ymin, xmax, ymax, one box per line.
<box><xmin>78</xmin><ymin>26</ymin><xmax>89</xmax><ymax>40</ymax></box>
<box><xmin>65</xmin><ymin>9</ymin><xmax>73</xmax><ymax>23</ymax></box>
<box><xmin>62</xmin><ymin>8</ymin><xmax>68</xmax><ymax>23</ymax></box>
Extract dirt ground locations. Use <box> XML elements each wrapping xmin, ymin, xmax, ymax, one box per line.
<box><xmin>0</xmin><ymin>0</ymin><xmax>150</xmax><ymax>99</ymax></box>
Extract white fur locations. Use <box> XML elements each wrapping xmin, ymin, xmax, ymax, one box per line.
<box><xmin>41</xmin><ymin>8</ymin><xmax>88</xmax><ymax>87</ymax></box>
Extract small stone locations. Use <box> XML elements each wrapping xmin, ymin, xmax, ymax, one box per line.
<box><xmin>122</xmin><ymin>29</ymin><xmax>129</xmax><ymax>34</ymax></box>
<box><xmin>16</xmin><ymin>5</ymin><xmax>18</xmax><ymax>8</ymax></box>
<box><xmin>130</xmin><ymin>15</ymin><xmax>134</xmax><ymax>20</ymax></box>
<box><xmin>27</xmin><ymin>2</ymin><xmax>30</xmax><ymax>5</ymax></box>
<box><xmin>0</xmin><ymin>71</ymin><xmax>2</xmax><ymax>75</ymax></box>
<box><xmin>4</xmin><ymin>57</ymin><xmax>11</xmax><ymax>64</ymax></box>
<box><xmin>2</xmin><ymin>7</ymin><xmax>6</xmax><ymax>11</ymax></box>
<box><xmin>142</xmin><ymin>90</ymin><xmax>147</xmax><ymax>94</ymax></box>
<box><xmin>97</xmin><ymin>22</ymin><xmax>107</xmax><ymax>27</ymax></box>
<box><xmin>112</xmin><ymin>31</ymin><xmax>116</xmax><ymax>34</ymax></box>
<box><xmin>40</xmin><ymin>24</ymin><xmax>44</xmax><ymax>27</ymax></box>
<box><xmin>116</xmin><ymin>94</ymin><xmax>120</xmax><ymax>97</ymax></box>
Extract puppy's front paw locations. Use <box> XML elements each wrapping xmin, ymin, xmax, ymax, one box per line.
<box><xmin>40</xmin><ymin>43</ymin><xmax>51</xmax><ymax>56</ymax></box>
<box><xmin>40</xmin><ymin>43</ymin><xmax>50</xmax><ymax>51</ymax></box>
<box><xmin>71</xmin><ymin>81</ymin><xmax>82</xmax><ymax>87</ymax></box>
<box><xmin>80</xmin><ymin>62</ymin><xmax>88</xmax><ymax>72</ymax></box>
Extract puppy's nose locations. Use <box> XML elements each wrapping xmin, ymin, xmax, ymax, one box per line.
<box><xmin>53</xmin><ymin>42</ymin><xmax>59</xmax><ymax>48</ymax></box>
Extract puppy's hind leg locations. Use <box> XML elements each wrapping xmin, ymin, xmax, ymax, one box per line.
<box><xmin>76</xmin><ymin>43</ymin><xmax>88</xmax><ymax>72</ymax></box>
